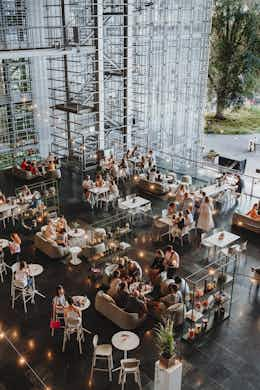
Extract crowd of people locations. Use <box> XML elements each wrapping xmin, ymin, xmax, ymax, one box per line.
<box><xmin>42</xmin><ymin>216</ymin><xmax>69</xmax><ymax>247</ymax></box>
<box><xmin>19</xmin><ymin>153</ymin><xmax>61</xmax><ymax>178</ymax></box>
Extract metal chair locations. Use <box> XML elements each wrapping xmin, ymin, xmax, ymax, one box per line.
<box><xmin>51</xmin><ymin>303</ymin><xmax>65</xmax><ymax>336</ymax></box>
<box><xmin>0</xmin><ymin>251</ymin><xmax>7</xmax><ymax>282</ymax></box>
<box><xmin>90</xmin><ymin>334</ymin><xmax>113</xmax><ymax>382</ymax></box>
<box><xmin>11</xmin><ymin>279</ymin><xmax>34</xmax><ymax>313</ymax></box>
<box><xmin>118</xmin><ymin>359</ymin><xmax>142</xmax><ymax>390</ymax></box>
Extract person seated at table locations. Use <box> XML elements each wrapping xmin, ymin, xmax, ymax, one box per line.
<box><xmin>107</xmin><ymin>270</ymin><xmax>121</xmax><ymax>298</ymax></box>
<box><xmin>95</xmin><ymin>173</ymin><xmax>104</xmax><ymax>187</ymax></box>
<box><xmin>184</xmin><ymin>209</ymin><xmax>194</xmax><ymax>226</ymax></box>
<box><xmin>56</xmin><ymin>215</ymin><xmax>68</xmax><ymax>232</ymax></box>
<box><xmin>20</xmin><ymin>185</ymin><xmax>32</xmax><ymax>198</ymax></box>
<box><xmin>53</xmin><ymin>284</ymin><xmax>67</xmax><ymax>313</ymax></box>
<box><xmin>119</xmin><ymin>158</ymin><xmax>129</xmax><ymax>179</ymax></box>
<box><xmin>175</xmin><ymin>184</ymin><xmax>186</xmax><ymax>203</ymax></box>
<box><xmin>30</xmin><ymin>191</ymin><xmax>42</xmax><ymax>209</ymax></box>
<box><xmin>174</xmin><ymin>276</ymin><xmax>190</xmax><ymax>304</ymax></box>
<box><xmin>82</xmin><ymin>175</ymin><xmax>93</xmax><ymax>201</ymax></box>
<box><xmin>25</xmin><ymin>160</ymin><xmax>32</xmax><ymax>171</ymax></box>
<box><xmin>111</xmin><ymin>161</ymin><xmax>119</xmax><ymax>179</ymax></box>
<box><xmin>64</xmin><ymin>296</ymin><xmax>81</xmax><ymax>320</ymax></box>
<box><xmin>0</xmin><ymin>191</ymin><xmax>6</xmax><ymax>204</ymax></box>
<box><xmin>54</xmin><ymin>156</ymin><xmax>60</xmax><ymax>167</ymax></box>
<box><xmin>183</xmin><ymin>192</ymin><xmax>194</xmax><ymax>211</ymax></box>
<box><xmin>47</xmin><ymin>159</ymin><xmax>56</xmax><ymax>172</ymax></box>
<box><xmin>247</xmin><ymin>203</ymin><xmax>260</xmax><ymax>220</ymax></box>
<box><xmin>150</xmin><ymin>167</ymin><xmax>157</xmax><ymax>182</ymax></box>
<box><xmin>125</xmin><ymin>290</ymin><xmax>148</xmax><ymax>319</ymax></box>
<box><xmin>56</xmin><ymin>227</ymin><xmax>68</xmax><ymax>247</ymax></box>
<box><xmin>44</xmin><ymin>221</ymin><xmax>57</xmax><ymax>241</ymax></box>
<box><xmin>20</xmin><ymin>158</ymin><xmax>28</xmax><ymax>170</ymax></box>
<box><xmin>125</xmin><ymin>149</ymin><xmax>131</xmax><ymax>160</ymax></box>
<box><xmin>29</xmin><ymin>161</ymin><xmax>38</xmax><ymax>176</ymax></box>
<box><xmin>164</xmin><ymin>246</ymin><xmax>180</xmax><ymax>278</ymax></box>
<box><xmin>15</xmin><ymin>260</ymin><xmax>32</xmax><ymax>288</ymax></box>
<box><xmin>127</xmin><ymin>260</ymin><xmax>141</xmax><ymax>282</ymax></box>
<box><xmin>131</xmin><ymin>145</ymin><xmax>138</xmax><ymax>158</ymax></box>
<box><xmin>9</xmin><ymin>233</ymin><xmax>21</xmax><ymax>262</ymax></box>
<box><xmin>149</xmin><ymin>249</ymin><xmax>165</xmax><ymax>285</ymax></box>
<box><xmin>108</xmin><ymin>180</ymin><xmax>119</xmax><ymax>200</ymax></box>
<box><xmin>147</xmin><ymin>149</ymin><xmax>156</xmax><ymax>167</ymax></box>
<box><xmin>160</xmin><ymin>283</ymin><xmax>182</xmax><ymax>307</ymax></box>
<box><xmin>114</xmin><ymin>281</ymin><xmax>129</xmax><ymax>309</ymax></box>
<box><xmin>167</xmin><ymin>202</ymin><xmax>177</xmax><ymax>216</ymax></box>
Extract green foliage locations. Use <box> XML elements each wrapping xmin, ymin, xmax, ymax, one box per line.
<box><xmin>209</xmin><ymin>0</ymin><xmax>260</xmax><ymax>117</ymax></box>
<box><xmin>154</xmin><ymin>319</ymin><xmax>175</xmax><ymax>358</ymax></box>
<box><xmin>205</xmin><ymin>106</ymin><xmax>260</xmax><ymax>134</ymax></box>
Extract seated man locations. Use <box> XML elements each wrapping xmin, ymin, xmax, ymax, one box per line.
<box><xmin>149</xmin><ymin>249</ymin><xmax>165</xmax><ymax>285</ymax></box>
<box><xmin>160</xmin><ymin>283</ymin><xmax>182</xmax><ymax>307</ymax></box>
<box><xmin>164</xmin><ymin>246</ymin><xmax>180</xmax><ymax>279</ymax></box>
<box><xmin>127</xmin><ymin>260</ymin><xmax>141</xmax><ymax>282</ymax></box>
<box><xmin>174</xmin><ymin>275</ymin><xmax>190</xmax><ymax>304</ymax></box>
<box><xmin>114</xmin><ymin>281</ymin><xmax>129</xmax><ymax>309</ymax></box>
<box><xmin>125</xmin><ymin>290</ymin><xmax>147</xmax><ymax>319</ymax></box>
<box><xmin>20</xmin><ymin>158</ymin><xmax>28</xmax><ymax>170</ymax></box>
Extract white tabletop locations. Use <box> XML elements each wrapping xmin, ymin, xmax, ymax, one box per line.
<box><xmin>72</xmin><ymin>295</ymin><xmax>90</xmax><ymax>311</ymax></box>
<box><xmin>105</xmin><ymin>263</ymin><xmax>119</xmax><ymax>276</ymax></box>
<box><xmin>112</xmin><ymin>331</ymin><xmax>140</xmax><ymax>352</ymax></box>
<box><xmin>70</xmin><ymin>246</ymin><xmax>82</xmax><ymax>254</ymax></box>
<box><xmin>0</xmin><ymin>204</ymin><xmax>16</xmax><ymax>213</ymax></box>
<box><xmin>129</xmin><ymin>282</ymin><xmax>153</xmax><ymax>296</ymax></box>
<box><xmin>69</xmin><ymin>228</ymin><xmax>85</xmax><ymax>238</ymax></box>
<box><xmin>205</xmin><ymin>231</ymin><xmax>240</xmax><ymax>248</ymax></box>
<box><xmin>12</xmin><ymin>263</ymin><xmax>43</xmax><ymax>277</ymax></box>
<box><xmin>119</xmin><ymin>196</ymin><xmax>150</xmax><ymax>210</ymax></box>
<box><xmin>89</xmin><ymin>186</ymin><xmax>110</xmax><ymax>195</ymax></box>
<box><xmin>196</xmin><ymin>184</ymin><xmax>235</xmax><ymax>198</ymax></box>
<box><xmin>0</xmin><ymin>238</ymin><xmax>9</xmax><ymax>248</ymax></box>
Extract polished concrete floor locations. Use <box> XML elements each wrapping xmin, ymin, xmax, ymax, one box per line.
<box><xmin>0</xmin><ymin>168</ymin><xmax>259</xmax><ymax>390</ymax></box>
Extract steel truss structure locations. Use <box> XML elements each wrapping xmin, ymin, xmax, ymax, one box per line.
<box><xmin>0</xmin><ymin>0</ymin><xmax>213</xmax><ymax>174</ymax></box>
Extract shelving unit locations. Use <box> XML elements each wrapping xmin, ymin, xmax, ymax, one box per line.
<box><xmin>182</xmin><ymin>256</ymin><xmax>238</xmax><ymax>343</ymax></box>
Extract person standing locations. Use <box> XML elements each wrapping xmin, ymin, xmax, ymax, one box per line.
<box><xmin>197</xmin><ymin>196</ymin><xmax>215</xmax><ymax>232</ymax></box>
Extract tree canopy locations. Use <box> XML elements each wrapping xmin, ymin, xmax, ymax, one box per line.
<box><xmin>208</xmin><ymin>0</ymin><xmax>260</xmax><ymax>119</ymax></box>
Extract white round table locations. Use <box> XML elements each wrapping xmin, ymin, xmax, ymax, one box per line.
<box><xmin>104</xmin><ymin>263</ymin><xmax>119</xmax><ymax>276</ymax></box>
<box><xmin>68</xmin><ymin>229</ymin><xmax>86</xmax><ymax>248</ymax></box>
<box><xmin>72</xmin><ymin>295</ymin><xmax>90</xmax><ymax>311</ymax></box>
<box><xmin>112</xmin><ymin>331</ymin><xmax>140</xmax><ymax>360</ymax></box>
<box><xmin>0</xmin><ymin>239</ymin><xmax>9</xmax><ymax>249</ymax></box>
<box><xmin>70</xmin><ymin>246</ymin><xmax>82</xmax><ymax>265</ymax></box>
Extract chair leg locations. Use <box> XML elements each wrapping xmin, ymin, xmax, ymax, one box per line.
<box><xmin>0</xmin><ymin>270</ymin><xmax>3</xmax><ymax>283</ymax></box>
<box><xmin>78</xmin><ymin>332</ymin><xmax>82</xmax><ymax>354</ymax></box>
<box><xmin>108</xmin><ymin>356</ymin><xmax>112</xmax><ymax>381</ymax></box>
<box><xmin>90</xmin><ymin>355</ymin><xmax>95</xmax><ymax>381</ymax></box>
<box><xmin>137</xmin><ymin>371</ymin><xmax>142</xmax><ymax>390</ymax></box>
<box><xmin>62</xmin><ymin>332</ymin><xmax>66</xmax><ymax>352</ymax></box>
<box><xmin>22</xmin><ymin>291</ymin><xmax>27</xmax><ymax>313</ymax></box>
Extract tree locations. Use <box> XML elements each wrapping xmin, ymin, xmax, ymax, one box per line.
<box><xmin>208</xmin><ymin>0</ymin><xmax>260</xmax><ymax>119</ymax></box>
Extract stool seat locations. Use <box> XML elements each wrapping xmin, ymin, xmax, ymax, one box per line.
<box><xmin>96</xmin><ymin>344</ymin><xmax>112</xmax><ymax>356</ymax></box>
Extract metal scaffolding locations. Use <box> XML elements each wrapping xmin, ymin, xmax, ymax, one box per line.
<box><xmin>0</xmin><ymin>0</ymin><xmax>213</xmax><ymax>173</ymax></box>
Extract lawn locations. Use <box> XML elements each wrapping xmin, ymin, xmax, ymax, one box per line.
<box><xmin>204</xmin><ymin>106</ymin><xmax>260</xmax><ymax>135</ymax></box>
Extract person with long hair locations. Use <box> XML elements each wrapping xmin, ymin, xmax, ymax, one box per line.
<box><xmin>197</xmin><ymin>196</ymin><xmax>215</xmax><ymax>232</ymax></box>
<box><xmin>9</xmin><ymin>233</ymin><xmax>22</xmax><ymax>262</ymax></box>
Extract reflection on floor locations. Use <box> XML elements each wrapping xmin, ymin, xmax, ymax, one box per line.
<box><xmin>0</xmin><ymin>168</ymin><xmax>259</xmax><ymax>390</ymax></box>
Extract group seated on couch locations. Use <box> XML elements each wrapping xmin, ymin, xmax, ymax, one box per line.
<box><xmin>13</xmin><ymin>153</ymin><xmax>61</xmax><ymax>181</ymax></box>
<box><xmin>232</xmin><ymin>203</ymin><xmax>260</xmax><ymax>234</ymax></box>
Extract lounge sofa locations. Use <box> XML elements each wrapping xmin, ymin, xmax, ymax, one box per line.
<box><xmin>232</xmin><ymin>212</ymin><xmax>260</xmax><ymax>234</ymax></box>
<box><xmin>95</xmin><ymin>290</ymin><xmax>145</xmax><ymax>330</ymax></box>
<box><xmin>12</xmin><ymin>165</ymin><xmax>61</xmax><ymax>181</ymax></box>
<box><xmin>34</xmin><ymin>232</ymin><xmax>70</xmax><ymax>259</ymax></box>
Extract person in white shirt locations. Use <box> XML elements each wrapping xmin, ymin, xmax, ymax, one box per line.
<box><xmin>82</xmin><ymin>175</ymin><xmax>93</xmax><ymax>201</ymax></box>
<box><xmin>184</xmin><ymin>209</ymin><xmax>194</xmax><ymax>226</ymax></box>
<box><xmin>15</xmin><ymin>260</ymin><xmax>31</xmax><ymax>288</ymax></box>
<box><xmin>109</xmin><ymin>180</ymin><xmax>119</xmax><ymax>200</ymax></box>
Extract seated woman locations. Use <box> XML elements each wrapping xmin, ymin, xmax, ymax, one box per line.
<box><xmin>20</xmin><ymin>185</ymin><xmax>32</xmax><ymax>198</ymax></box>
<box><xmin>148</xmin><ymin>167</ymin><xmax>157</xmax><ymax>182</ymax></box>
<box><xmin>127</xmin><ymin>260</ymin><xmax>141</xmax><ymax>283</ymax></box>
<box><xmin>108</xmin><ymin>180</ymin><xmax>119</xmax><ymax>200</ymax></box>
<box><xmin>47</xmin><ymin>160</ymin><xmax>56</xmax><ymax>172</ymax></box>
<box><xmin>52</xmin><ymin>284</ymin><xmax>67</xmax><ymax>317</ymax></box>
<box><xmin>56</xmin><ymin>215</ymin><xmax>68</xmax><ymax>232</ymax></box>
<box><xmin>183</xmin><ymin>192</ymin><xmax>194</xmax><ymax>211</ymax></box>
<box><xmin>56</xmin><ymin>227</ymin><xmax>68</xmax><ymax>247</ymax></box>
<box><xmin>184</xmin><ymin>209</ymin><xmax>194</xmax><ymax>226</ymax></box>
<box><xmin>149</xmin><ymin>249</ymin><xmax>165</xmax><ymax>285</ymax></box>
<box><xmin>175</xmin><ymin>184</ymin><xmax>186</xmax><ymax>203</ymax></box>
<box><xmin>82</xmin><ymin>175</ymin><xmax>93</xmax><ymax>201</ymax></box>
<box><xmin>15</xmin><ymin>260</ymin><xmax>32</xmax><ymax>288</ymax></box>
<box><xmin>30</xmin><ymin>162</ymin><xmax>39</xmax><ymax>176</ymax></box>
<box><xmin>0</xmin><ymin>191</ymin><xmax>6</xmax><ymax>204</ymax></box>
<box><xmin>160</xmin><ymin>283</ymin><xmax>182</xmax><ymax>307</ymax></box>
<box><xmin>107</xmin><ymin>270</ymin><xmax>121</xmax><ymax>298</ymax></box>
<box><xmin>9</xmin><ymin>233</ymin><xmax>22</xmax><ymax>262</ymax></box>
<box><xmin>164</xmin><ymin>245</ymin><xmax>180</xmax><ymax>279</ymax></box>
<box><xmin>20</xmin><ymin>158</ymin><xmax>28</xmax><ymax>170</ymax></box>
<box><xmin>247</xmin><ymin>203</ymin><xmax>260</xmax><ymax>220</ymax></box>
<box><xmin>167</xmin><ymin>202</ymin><xmax>177</xmax><ymax>216</ymax></box>
<box><xmin>95</xmin><ymin>173</ymin><xmax>104</xmax><ymax>188</ymax></box>
<box><xmin>44</xmin><ymin>221</ymin><xmax>57</xmax><ymax>241</ymax></box>
<box><xmin>114</xmin><ymin>281</ymin><xmax>130</xmax><ymax>309</ymax></box>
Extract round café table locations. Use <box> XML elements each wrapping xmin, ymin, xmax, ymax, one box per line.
<box><xmin>70</xmin><ymin>246</ymin><xmax>82</xmax><ymax>265</ymax></box>
<box><xmin>12</xmin><ymin>263</ymin><xmax>45</xmax><ymax>303</ymax></box>
<box><xmin>68</xmin><ymin>229</ymin><xmax>86</xmax><ymax>248</ymax></box>
<box><xmin>112</xmin><ymin>331</ymin><xmax>140</xmax><ymax>360</ymax></box>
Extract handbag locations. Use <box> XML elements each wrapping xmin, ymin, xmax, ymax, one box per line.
<box><xmin>50</xmin><ymin>320</ymin><xmax>61</xmax><ymax>329</ymax></box>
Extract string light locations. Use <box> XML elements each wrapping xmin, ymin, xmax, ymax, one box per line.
<box><xmin>28</xmin><ymin>339</ymin><xmax>35</xmax><ymax>350</ymax></box>
<box><xmin>18</xmin><ymin>356</ymin><xmax>26</xmax><ymax>366</ymax></box>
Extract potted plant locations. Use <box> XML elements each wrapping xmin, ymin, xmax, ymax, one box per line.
<box><xmin>155</xmin><ymin>319</ymin><xmax>176</xmax><ymax>369</ymax></box>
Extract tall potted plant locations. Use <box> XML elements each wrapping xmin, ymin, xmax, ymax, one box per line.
<box><xmin>155</xmin><ymin>319</ymin><xmax>176</xmax><ymax>369</ymax></box>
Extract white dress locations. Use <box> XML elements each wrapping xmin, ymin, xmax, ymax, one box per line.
<box><xmin>197</xmin><ymin>203</ymin><xmax>214</xmax><ymax>232</ymax></box>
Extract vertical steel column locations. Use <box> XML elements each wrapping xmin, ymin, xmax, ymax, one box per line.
<box><xmin>97</xmin><ymin>0</ymin><xmax>105</xmax><ymax>150</ymax></box>
<box><xmin>126</xmin><ymin>0</ymin><xmax>133</xmax><ymax>149</ymax></box>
